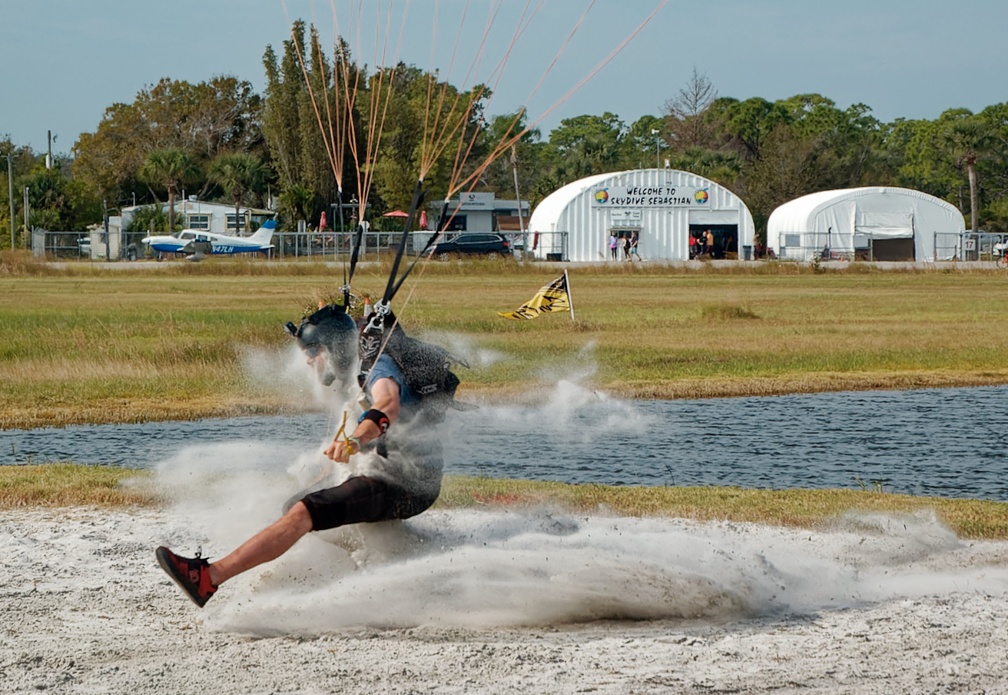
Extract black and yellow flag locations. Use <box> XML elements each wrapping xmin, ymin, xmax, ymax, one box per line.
<box><xmin>497</xmin><ymin>272</ymin><xmax>574</xmax><ymax>320</ymax></box>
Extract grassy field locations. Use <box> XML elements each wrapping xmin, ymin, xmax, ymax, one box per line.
<box><xmin>3</xmin><ymin>253</ymin><xmax>1007</xmax><ymax>534</ymax></box>
<box><xmin>2</xmin><ymin>252</ymin><xmax>1007</xmax><ymax>428</ymax></box>
<box><xmin>4</xmin><ymin>465</ymin><xmax>1007</xmax><ymax>540</ymax></box>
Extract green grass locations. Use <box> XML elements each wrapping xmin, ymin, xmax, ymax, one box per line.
<box><xmin>3</xmin><ymin>465</ymin><xmax>1007</xmax><ymax>540</ymax></box>
<box><xmin>440</xmin><ymin>477</ymin><xmax>1008</xmax><ymax>540</ymax></box>
<box><xmin>0</xmin><ymin>464</ymin><xmax>154</xmax><ymax>507</ymax></box>
<box><xmin>2</xmin><ymin>256</ymin><xmax>1008</xmax><ymax>427</ymax></box>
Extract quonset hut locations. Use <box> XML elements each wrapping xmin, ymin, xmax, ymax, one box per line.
<box><xmin>766</xmin><ymin>187</ymin><xmax>965</xmax><ymax>262</ymax></box>
<box><xmin>527</xmin><ymin>169</ymin><xmax>756</xmax><ymax>262</ymax></box>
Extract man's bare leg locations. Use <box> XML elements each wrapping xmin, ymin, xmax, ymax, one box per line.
<box><xmin>208</xmin><ymin>501</ymin><xmax>314</xmax><ymax>586</ymax></box>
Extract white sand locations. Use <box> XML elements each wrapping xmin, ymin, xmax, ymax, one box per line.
<box><xmin>4</xmin><ymin>461</ymin><xmax>1008</xmax><ymax>695</ymax></box>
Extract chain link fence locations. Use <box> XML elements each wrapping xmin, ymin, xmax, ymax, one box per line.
<box><xmin>31</xmin><ymin>227</ymin><xmax>567</xmax><ymax>262</ymax></box>
<box><xmin>774</xmin><ymin>230</ymin><xmax>1007</xmax><ymax>263</ymax></box>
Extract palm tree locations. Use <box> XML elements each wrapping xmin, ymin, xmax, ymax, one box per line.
<box><xmin>207</xmin><ymin>153</ymin><xmax>267</xmax><ymax>235</ymax></box>
<box><xmin>942</xmin><ymin>111</ymin><xmax>992</xmax><ymax>232</ymax></box>
<box><xmin>278</xmin><ymin>183</ymin><xmax>314</xmax><ymax>226</ymax></box>
<box><xmin>138</xmin><ymin>148</ymin><xmax>201</xmax><ymax>232</ymax></box>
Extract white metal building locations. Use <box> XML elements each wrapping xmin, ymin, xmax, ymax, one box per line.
<box><xmin>438</xmin><ymin>191</ymin><xmax>529</xmax><ymax>233</ymax></box>
<box><xmin>527</xmin><ymin>168</ymin><xmax>756</xmax><ymax>262</ymax></box>
<box><xmin>766</xmin><ymin>187</ymin><xmax>965</xmax><ymax>262</ymax></box>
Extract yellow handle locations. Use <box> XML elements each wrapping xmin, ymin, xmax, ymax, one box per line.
<box><xmin>334</xmin><ymin>410</ymin><xmax>361</xmax><ymax>455</ymax></box>
<box><xmin>335</xmin><ymin>410</ymin><xmax>350</xmax><ymax>448</ymax></box>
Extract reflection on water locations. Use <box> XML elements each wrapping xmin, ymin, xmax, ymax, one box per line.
<box><xmin>3</xmin><ymin>385</ymin><xmax>1008</xmax><ymax>501</ymax></box>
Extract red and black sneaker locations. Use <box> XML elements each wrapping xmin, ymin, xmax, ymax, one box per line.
<box><xmin>156</xmin><ymin>546</ymin><xmax>217</xmax><ymax>608</ymax></box>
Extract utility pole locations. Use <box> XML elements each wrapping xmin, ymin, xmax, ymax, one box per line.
<box><xmin>103</xmin><ymin>199</ymin><xmax>110</xmax><ymax>261</ymax></box>
<box><xmin>5</xmin><ymin>155</ymin><xmax>13</xmax><ymax>249</ymax></box>
<box><xmin>23</xmin><ymin>186</ymin><xmax>29</xmax><ymax>248</ymax></box>
<box><xmin>650</xmin><ymin>129</ymin><xmax>661</xmax><ymax>169</ymax></box>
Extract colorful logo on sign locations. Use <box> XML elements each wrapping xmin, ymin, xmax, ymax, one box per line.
<box><xmin>694</xmin><ymin>188</ymin><xmax>709</xmax><ymax>204</ymax></box>
<box><xmin>594</xmin><ymin>189</ymin><xmax>609</xmax><ymax>204</ymax></box>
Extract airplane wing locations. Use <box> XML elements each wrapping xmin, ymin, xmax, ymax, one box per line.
<box><xmin>182</xmin><ymin>240</ymin><xmax>212</xmax><ymax>261</ymax></box>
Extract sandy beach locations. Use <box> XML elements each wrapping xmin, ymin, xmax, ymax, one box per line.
<box><xmin>4</xmin><ymin>449</ymin><xmax>1008</xmax><ymax>694</ymax></box>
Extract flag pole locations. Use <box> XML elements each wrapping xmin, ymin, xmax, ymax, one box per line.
<box><xmin>564</xmin><ymin>269</ymin><xmax>575</xmax><ymax>321</ymax></box>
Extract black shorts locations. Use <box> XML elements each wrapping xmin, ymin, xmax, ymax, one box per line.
<box><xmin>298</xmin><ymin>476</ymin><xmax>438</xmax><ymax>532</ymax></box>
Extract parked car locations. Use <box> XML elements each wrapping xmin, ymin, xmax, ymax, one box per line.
<box><xmin>429</xmin><ymin>232</ymin><xmax>510</xmax><ymax>260</ymax></box>
<box><xmin>77</xmin><ymin>236</ymin><xmax>91</xmax><ymax>256</ymax></box>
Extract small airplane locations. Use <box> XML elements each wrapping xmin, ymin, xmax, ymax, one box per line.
<box><xmin>141</xmin><ymin>219</ymin><xmax>277</xmax><ymax>261</ymax></box>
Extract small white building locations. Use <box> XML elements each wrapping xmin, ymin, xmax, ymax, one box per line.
<box><xmin>527</xmin><ymin>168</ymin><xmax>756</xmax><ymax>261</ymax></box>
<box><xmin>439</xmin><ymin>191</ymin><xmax>529</xmax><ymax>233</ymax></box>
<box><xmin>123</xmin><ymin>198</ymin><xmax>276</xmax><ymax>237</ymax></box>
<box><xmin>766</xmin><ymin>187</ymin><xmax>965</xmax><ymax>262</ymax></box>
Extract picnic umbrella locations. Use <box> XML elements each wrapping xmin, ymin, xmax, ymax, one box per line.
<box><xmin>382</xmin><ymin>210</ymin><xmax>409</xmax><ymax>218</ymax></box>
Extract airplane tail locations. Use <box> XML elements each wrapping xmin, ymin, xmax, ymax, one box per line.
<box><xmin>249</xmin><ymin>219</ymin><xmax>277</xmax><ymax>247</ymax></box>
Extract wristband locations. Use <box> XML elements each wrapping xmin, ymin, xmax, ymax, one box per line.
<box><xmin>359</xmin><ymin>408</ymin><xmax>390</xmax><ymax>433</ymax></box>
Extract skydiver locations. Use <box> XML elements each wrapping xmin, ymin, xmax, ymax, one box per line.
<box><xmin>156</xmin><ymin>303</ymin><xmax>454</xmax><ymax>607</ymax></box>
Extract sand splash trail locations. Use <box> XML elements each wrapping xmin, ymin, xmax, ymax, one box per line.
<box><xmin>3</xmin><ymin>471</ymin><xmax>1008</xmax><ymax>692</ymax></box>
<box><xmin>149</xmin><ymin>447</ymin><xmax>1008</xmax><ymax>636</ymax></box>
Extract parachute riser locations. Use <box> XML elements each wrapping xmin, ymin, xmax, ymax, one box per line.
<box><xmin>386</xmin><ymin>196</ymin><xmax>451</xmax><ymax>300</ymax></box>
<box><xmin>382</xmin><ymin>179</ymin><xmax>426</xmax><ymax>306</ymax></box>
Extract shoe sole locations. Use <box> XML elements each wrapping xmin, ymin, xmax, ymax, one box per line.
<box><xmin>156</xmin><ymin>546</ymin><xmax>210</xmax><ymax>608</ymax></box>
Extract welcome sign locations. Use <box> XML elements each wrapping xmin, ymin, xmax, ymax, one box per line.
<box><xmin>592</xmin><ymin>185</ymin><xmax>710</xmax><ymax>208</ymax></box>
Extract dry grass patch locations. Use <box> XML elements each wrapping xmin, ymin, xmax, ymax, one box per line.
<box><xmin>438</xmin><ymin>477</ymin><xmax>1008</xmax><ymax>540</ymax></box>
<box><xmin>5</xmin><ymin>466</ymin><xmax>1006</xmax><ymax>540</ymax></box>
<box><xmin>0</xmin><ymin>465</ymin><xmax>154</xmax><ymax>507</ymax></box>
<box><xmin>3</xmin><ymin>266</ymin><xmax>1008</xmax><ymax>428</ymax></box>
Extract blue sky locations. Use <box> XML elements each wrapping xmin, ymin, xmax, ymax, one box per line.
<box><xmin>1</xmin><ymin>0</ymin><xmax>1005</xmax><ymax>154</ymax></box>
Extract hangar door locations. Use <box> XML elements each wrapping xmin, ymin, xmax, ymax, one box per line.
<box><xmin>855</xmin><ymin>211</ymin><xmax>915</xmax><ymax>261</ymax></box>
<box><xmin>608</xmin><ymin>225</ymin><xmax>641</xmax><ymax>260</ymax></box>
<box><xmin>690</xmin><ymin>209</ymin><xmax>740</xmax><ymax>259</ymax></box>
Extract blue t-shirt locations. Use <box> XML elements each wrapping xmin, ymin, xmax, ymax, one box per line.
<box><xmin>365</xmin><ymin>354</ymin><xmax>421</xmax><ymax>410</ymax></box>
<box><xmin>361</xmin><ymin>353</ymin><xmax>442</xmax><ymax>473</ymax></box>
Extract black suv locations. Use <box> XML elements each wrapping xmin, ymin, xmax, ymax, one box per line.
<box><xmin>429</xmin><ymin>233</ymin><xmax>510</xmax><ymax>259</ymax></box>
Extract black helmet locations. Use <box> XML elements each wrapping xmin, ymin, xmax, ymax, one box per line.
<box><xmin>285</xmin><ymin>304</ymin><xmax>358</xmax><ymax>387</ymax></box>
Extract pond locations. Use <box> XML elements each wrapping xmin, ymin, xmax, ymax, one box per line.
<box><xmin>3</xmin><ymin>384</ymin><xmax>1006</xmax><ymax>501</ymax></box>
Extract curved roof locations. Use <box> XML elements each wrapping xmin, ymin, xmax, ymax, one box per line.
<box><xmin>527</xmin><ymin>168</ymin><xmax>755</xmax><ymax>262</ymax></box>
<box><xmin>768</xmin><ymin>186</ymin><xmax>963</xmax><ymax>233</ymax></box>
<box><xmin>528</xmin><ymin>172</ymin><xmax>614</xmax><ymax>233</ymax></box>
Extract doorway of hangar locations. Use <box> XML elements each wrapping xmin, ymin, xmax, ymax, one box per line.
<box><xmin>609</xmin><ymin>226</ymin><xmax>641</xmax><ymax>259</ymax></box>
<box><xmin>857</xmin><ymin>236</ymin><xmax>915</xmax><ymax>261</ymax></box>
<box><xmin>689</xmin><ymin>224</ymin><xmax>739</xmax><ymax>259</ymax></box>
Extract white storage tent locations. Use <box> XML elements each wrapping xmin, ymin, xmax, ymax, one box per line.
<box><xmin>527</xmin><ymin>168</ymin><xmax>755</xmax><ymax>262</ymax></box>
<box><xmin>766</xmin><ymin>187</ymin><xmax>965</xmax><ymax>262</ymax></box>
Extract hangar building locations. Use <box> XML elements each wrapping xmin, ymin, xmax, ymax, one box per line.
<box><xmin>527</xmin><ymin>168</ymin><xmax>756</xmax><ymax>262</ymax></box>
<box><xmin>766</xmin><ymin>187</ymin><xmax>965</xmax><ymax>262</ymax></box>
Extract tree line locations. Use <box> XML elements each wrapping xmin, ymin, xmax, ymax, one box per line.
<box><xmin>1</xmin><ymin>25</ymin><xmax>1006</xmax><ymax>248</ymax></box>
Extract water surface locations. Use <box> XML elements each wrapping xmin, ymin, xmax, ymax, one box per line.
<box><xmin>4</xmin><ymin>385</ymin><xmax>1007</xmax><ymax>500</ymax></box>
